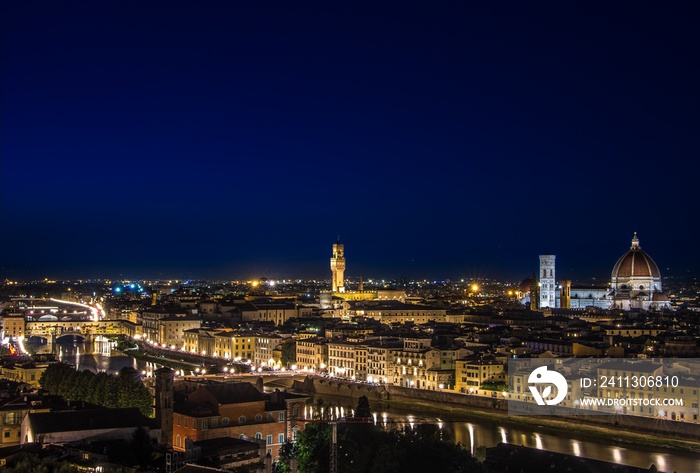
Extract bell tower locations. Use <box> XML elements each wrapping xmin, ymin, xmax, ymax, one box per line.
<box><xmin>539</xmin><ymin>254</ymin><xmax>556</xmax><ymax>308</ymax></box>
<box><xmin>155</xmin><ymin>367</ymin><xmax>175</xmax><ymax>449</ymax></box>
<box><xmin>330</xmin><ymin>240</ymin><xmax>346</xmax><ymax>293</ymax></box>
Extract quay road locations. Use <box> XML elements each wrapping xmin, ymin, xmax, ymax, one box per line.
<box><xmin>128</xmin><ymin>339</ymin><xmax>256</xmax><ymax>374</ymax></box>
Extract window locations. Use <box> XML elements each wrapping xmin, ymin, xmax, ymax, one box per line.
<box><xmin>255</xmin><ymin>414</ymin><xmax>262</xmax><ymax>422</ymax></box>
<box><xmin>239</xmin><ymin>415</ymin><xmax>246</xmax><ymax>424</ymax></box>
<box><xmin>184</xmin><ymin>418</ymin><xmax>189</xmax><ymax>428</ymax></box>
<box><xmin>278</xmin><ymin>412</ymin><xmax>284</xmax><ymax>421</ymax></box>
<box><xmin>211</xmin><ymin>418</ymin><xmax>218</xmax><ymax>428</ymax></box>
<box><xmin>267</xmin><ymin>434</ymin><xmax>273</xmax><ymax>445</ymax></box>
<box><xmin>176</xmin><ymin>435</ymin><xmax>181</xmax><ymax>448</ymax></box>
<box><xmin>201</xmin><ymin>419</ymin><xmax>207</xmax><ymax>430</ymax></box>
<box><xmin>293</xmin><ymin>406</ymin><xmax>299</xmax><ymax>417</ymax></box>
<box><xmin>255</xmin><ymin>432</ymin><xmax>262</xmax><ymax>439</ymax></box>
<box><xmin>177</xmin><ymin>415</ymin><xmax>181</xmax><ymax>426</ymax></box>
<box><xmin>278</xmin><ymin>434</ymin><xmax>285</xmax><ymax>443</ymax></box>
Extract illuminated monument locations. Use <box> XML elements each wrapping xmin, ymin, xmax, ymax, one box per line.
<box><xmin>327</xmin><ymin>240</ymin><xmax>406</xmax><ymax>302</ymax></box>
<box><xmin>610</xmin><ymin>233</ymin><xmax>670</xmax><ymax>310</ymax></box>
<box><xmin>521</xmin><ymin>234</ymin><xmax>671</xmax><ymax>311</ymax></box>
<box><xmin>330</xmin><ymin>240</ymin><xmax>346</xmax><ymax>293</ymax></box>
<box><xmin>539</xmin><ymin>254</ymin><xmax>556</xmax><ymax>308</ymax></box>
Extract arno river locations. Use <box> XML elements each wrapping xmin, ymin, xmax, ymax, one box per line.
<box><xmin>30</xmin><ymin>339</ymin><xmax>700</xmax><ymax>473</ymax></box>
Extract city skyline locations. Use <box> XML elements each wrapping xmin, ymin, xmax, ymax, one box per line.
<box><xmin>2</xmin><ymin>2</ymin><xmax>699</xmax><ymax>280</ymax></box>
<box><xmin>0</xmin><ymin>234</ymin><xmax>691</xmax><ymax>288</ymax></box>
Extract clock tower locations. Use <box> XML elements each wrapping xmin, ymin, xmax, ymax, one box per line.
<box><xmin>330</xmin><ymin>241</ymin><xmax>346</xmax><ymax>293</ymax></box>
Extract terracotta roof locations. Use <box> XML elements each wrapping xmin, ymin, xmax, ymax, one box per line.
<box><xmin>203</xmin><ymin>383</ymin><xmax>267</xmax><ymax>404</ymax></box>
<box><xmin>611</xmin><ymin>249</ymin><xmax>660</xmax><ymax>278</ymax></box>
<box><xmin>611</xmin><ymin>234</ymin><xmax>661</xmax><ymax>279</ymax></box>
<box><xmin>27</xmin><ymin>408</ymin><xmax>151</xmax><ymax>434</ymax></box>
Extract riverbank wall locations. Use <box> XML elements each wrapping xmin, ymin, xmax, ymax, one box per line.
<box><xmin>292</xmin><ymin>376</ymin><xmax>700</xmax><ymax>442</ymax></box>
<box><xmin>292</xmin><ymin>376</ymin><xmax>390</xmax><ymax>401</ymax></box>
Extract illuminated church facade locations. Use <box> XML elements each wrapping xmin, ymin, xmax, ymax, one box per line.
<box><xmin>522</xmin><ymin>233</ymin><xmax>671</xmax><ymax>311</ymax></box>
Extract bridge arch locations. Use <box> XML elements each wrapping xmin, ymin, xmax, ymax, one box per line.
<box><xmin>55</xmin><ymin>332</ymin><xmax>88</xmax><ymax>342</ymax></box>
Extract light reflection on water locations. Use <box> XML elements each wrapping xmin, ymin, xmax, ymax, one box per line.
<box><xmin>314</xmin><ymin>394</ymin><xmax>699</xmax><ymax>473</ymax></box>
<box><xmin>27</xmin><ymin>341</ymin><xmax>700</xmax><ymax>473</ymax></box>
<box><xmin>28</xmin><ymin>338</ymin><xmax>157</xmax><ymax>375</ymax></box>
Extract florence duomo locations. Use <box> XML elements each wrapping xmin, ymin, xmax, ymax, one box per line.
<box><xmin>524</xmin><ymin>233</ymin><xmax>672</xmax><ymax>311</ymax></box>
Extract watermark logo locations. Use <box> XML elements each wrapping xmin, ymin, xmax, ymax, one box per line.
<box><xmin>528</xmin><ymin>366</ymin><xmax>567</xmax><ymax>406</ymax></box>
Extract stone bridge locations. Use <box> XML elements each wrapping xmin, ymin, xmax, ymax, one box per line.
<box><xmin>22</xmin><ymin>320</ymin><xmax>122</xmax><ymax>342</ymax></box>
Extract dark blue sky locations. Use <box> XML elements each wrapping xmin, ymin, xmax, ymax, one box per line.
<box><xmin>2</xmin><ymin>1</ymin><xmax>699</xmax><ymax>282</ymax></box>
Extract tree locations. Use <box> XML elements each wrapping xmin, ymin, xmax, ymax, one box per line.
<box><xmin>85</xmin><ymin>372</ymin><xmax>103</xmax><ymax>405</ymax></box>
<box><xmin>130</xmin><ymin>427</ymin><xmax>154</xmax><ymax>470</ymax></box>
<box><xmin>39</xmin><ymin>363</ymin><xmax>72</xmax><ymax>394</ymax></box>
<box><xmin>295</xmin><ymin>423</ymin><xmax>330</xmax><ymax>473</ymax></box>
<box><xmin>369</xmin><ymin>443</ymin><xmax>402</xmax><ymax>473</ymax></box>
<box><xmin>102</xmin><ymin>376</ymin><xmax>119</xmax><ymax>407</ymax></box>
<box><xmin>37</xmin><ymin>362</ymin><xmax>152</xmax><ymax>416</ymax></box>
<box><xmin>58</xmin><ymin>369</ymin><xmax>79</xmax><ymax>399</ymax></box>
<box><xmin>275</xmin><ymin>441</ymin><xmax>296</xmax><ymax>473</ymax></box>
<box><xmin>354</xmin><ymin>396</ymin><xmax>371</xmax><ymax>418</ymax></box>
<box><xmin>70</xmin><ymin>370</ymin><xmax>92</xmax><ymax>401</ymax></box>
<box><xmin>292</xmin><ymin>420</ymin><xmax>487</xmax><ymax>473</ymax></box>
<box><xmin>4</xmin><ymin>452</ymin><xmax>79</xmax><ymax>473</ymax></box>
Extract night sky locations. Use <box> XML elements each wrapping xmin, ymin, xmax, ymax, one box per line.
<box><xmin>2</xmin><ymin>1</ymin><xmax>699</xmax><ymax>282</ymax></box>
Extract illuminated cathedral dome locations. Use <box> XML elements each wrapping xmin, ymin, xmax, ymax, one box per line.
<box><xmin>610</xmin><ymin>233</ymin><xmax>667</xmax><ymax>310</ymax></box>
<box><xmin>611</xmin><ymin>233</ymin><xmax>661</xmax><ymax>280</ymax></box>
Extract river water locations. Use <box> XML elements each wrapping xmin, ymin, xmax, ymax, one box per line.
<box><xmin>311</xmin><ymin>394</ymin><xmax>698</xmax><ymax>473</ymax></box>
<box><xmin>27</xmin><ymin>337</ymin><xmax>162</xmax><ymax>376</ymax></box>
<box><xmin>29</xmin><ymin>339</ymin><xmax>699</xmax><ymax>473</ymax></box>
